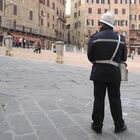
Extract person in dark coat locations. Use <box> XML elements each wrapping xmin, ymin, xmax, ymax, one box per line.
<box><xmin>87</xmin><ymin>11</ymin><xmax>127</xmax><ymax>134</ymax></box>
<box><xmin>33</xmin><ymin>39</ymin><xmax>42</xmax><ymax>53</ymax></box>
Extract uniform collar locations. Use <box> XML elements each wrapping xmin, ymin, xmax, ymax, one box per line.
<box><xmin>100</xmin><ymin>25</ymin><xmax>113</xmax><ymax>31</ymax></box>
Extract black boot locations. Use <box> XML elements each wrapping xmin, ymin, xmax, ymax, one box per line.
<box><xmin>91</xmin><ymin>123</ymin><xmax>102</xmax><ymax>134</ymax></box>
<box><xmin>114</xmin><ymin>124</ymin><xmax>127</xmax><ymax>133</ymax></box>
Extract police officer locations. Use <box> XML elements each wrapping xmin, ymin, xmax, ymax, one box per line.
<box><xmin>87</xmin><ymin>11</ymin><xmax>127</xmax><ymax>134</ymax></box>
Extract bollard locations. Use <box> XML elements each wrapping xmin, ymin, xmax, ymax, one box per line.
<box><xmin>81</xmin><ymin>47</ymin><xmax>84</xmax><ymax>53</ymax></box>
<box><xmin>51</xmin><ymin>43</ymin><xmax>54</xmax><ymax>52</ymax></box>
<box><xmin>74</xmin><ymin>46</ymin><xmax>76</xmax><ymax>53</ymax></box>
<box><xmin>64</xmin><ymin>44</ymin><xmax>66</xmax><ymax>52</ymax></box>
<box><xmin>55</xmin><ymin>41</ymin><xmax>64</xmax><ymax>64</ymax></box>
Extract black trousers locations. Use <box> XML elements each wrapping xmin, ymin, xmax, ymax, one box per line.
<box><xmin>92</xmin><ymin>81</ymin><xmax>125</xmax><ymax>129</ymax></box>
<box><xmin>34</xmin><ymin>48</ymin><xmax>41</xmax><ymax>53</ymax></box>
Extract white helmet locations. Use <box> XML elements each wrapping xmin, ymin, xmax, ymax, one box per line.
<box><xmin>99</xmin><ymin>11</ymin><xmax>114</xmax><ymax>28</ymax></box>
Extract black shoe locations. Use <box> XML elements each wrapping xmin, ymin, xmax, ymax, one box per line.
<box><xmin>114</xmin><ymin>124</ymin><xmax>127</xmax><ymax>133</ymax></box>
<box><xmin>91</xmin><ymin>123</ymin><xmax>102</xmax><ymax>134</ymax></box>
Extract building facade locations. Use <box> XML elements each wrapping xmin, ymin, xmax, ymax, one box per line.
<box><xmin>0</xmin><ymin>0</ymin><xmax>66</xmax><ymax>49</ymax></box>
<box><xmin>70</xmin><ymin>0</ymin><xmax>140</xmax><ymax>54</ymax></box>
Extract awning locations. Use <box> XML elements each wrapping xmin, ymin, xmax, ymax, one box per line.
<box><xmin>10</xmin><ymin>32</ymin><xmax>39</xmax><ymax>41</ymax></box>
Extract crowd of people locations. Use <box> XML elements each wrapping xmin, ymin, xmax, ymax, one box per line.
<box><xmin>0</xmin><ymin>32</ymin><xmax>42</xmax><ymax>53</ymax></box>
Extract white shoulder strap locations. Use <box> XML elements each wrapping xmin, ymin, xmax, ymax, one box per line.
<box><xmin>111</xmin><ymin>34</ymin><xmax>120</xmax><ymax>61</ymax></box>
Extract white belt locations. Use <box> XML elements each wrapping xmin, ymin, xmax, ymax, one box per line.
<box><xmin>95</xmin><ymin>60</ymin><xmax>119</xmax><ymax>67</ymax></box>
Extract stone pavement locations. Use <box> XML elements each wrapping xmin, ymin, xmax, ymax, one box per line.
<box><xmin>0</xmin><ymin>48</ymin><xmax>140</xmax><ymax>140</ymax></box>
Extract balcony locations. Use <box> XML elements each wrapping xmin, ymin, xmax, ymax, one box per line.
<box><xmin>0</xmin><ymin>18</ymin><xmax>13</xmax><ymax>29</ymax></box>
<box><xmin>56</xmin><ymin>14</ymin><xmax>66</xmax><ymax>23</ymax></box>
<box><xmin>0</xmin><ymin>18</ymin><xmax>40</xmax><ymax>36</ymax></box>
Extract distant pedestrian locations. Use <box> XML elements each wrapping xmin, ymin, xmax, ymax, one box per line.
<box><xmin>131</xmin><ymin>50</ymin><xmax>135</xmax><ymax>60</ymax></box>
<box><xmin>22</xmin><ymin>38</ymin><xmax>26</xmax><ymax>48</ymax></box>
<box><xmin>33</xmin><ymin>39</ymin><xmax>41</xmax><ymax>53</ymax></box>
<box><xmin>27</xmin><ymin>38</ymin><xmax>30</xmax><ymax>49</ymax></box>
<box><xmin>87</xmin><ymin>11</ymin><xmax>127</xmax><ymax>134</ymax></box>
<box><xmin>0</xmin><ymin>33</ymin><xmax>3</xmax><ymax>47</ymax></box>
<box><xmin>3</xmin><ymin>32</ymin><xmax>13</xmax><ymax>56</ymax></box>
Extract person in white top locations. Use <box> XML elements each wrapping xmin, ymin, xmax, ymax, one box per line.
<box><xmin>3</xmin><ymin>32</ymin><xmax>13</xmax><ymax>56</ymax></box>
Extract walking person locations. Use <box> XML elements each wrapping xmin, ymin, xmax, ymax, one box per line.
<box><xmin>87</xmin><ymin>11</ymin><xmax>127</xmax><ymax>134</ymax></box>
<box><xmin>33</xmin><ymin>39</ymin><xmax>41</xmax><ymax>53</ymax></box>
<box><xmin>3</xmin><ymin>32</ymin><xmax>13</xmax><ymax>56</ymax></box>
<box><xmin>0</xmin><ymin>33</ymin><xmax>4</xmax><ymax>47</ymax></box>
<box><xmin>131</xmin><ymin>50</ymin><xmax>135</xmax><ymax>60</ymax></box>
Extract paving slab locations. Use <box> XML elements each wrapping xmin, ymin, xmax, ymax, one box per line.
<box><xmin>0</xmin><ymin>51</ymin><xmax>140</xmax><ymax>140</ymax></box>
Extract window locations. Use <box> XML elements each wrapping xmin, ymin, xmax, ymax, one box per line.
<box><xmin>13</xmin><ymin>5</ymin><xmax>17</xmax><ymax>15</ymax></box>
<box><xmin>47</xmin><ymin>22</ymin><xmax>50</xmax><ymax>27</ymax></box>
<box><xmin>52</xmin><ymin>2</ymin><xmax>55</xmax><ymax>9</ymax></box>
<box><xmin>114</xmin><ymin>20</ymin><xmax>117</xmax><ymax>26</ymax></box>
<box><xmin>74</xmin><ymin>12</ymin><xmax>77</xmax><ymax>18</ymax></box>
<box><xmin>29</xmin><ymin>10</ymin><xmax>33</xmax><ymax>20</ymax></box>
<box><xmin>78</xmin><ymin>0</ymin><xmax>81</xmax><ymax>5</ymax></box>
<box><xmin>87</xmin><ymin>19</ymin><xmax>94</xmax><ymax>26</ymax></box>
<box><xmin>39</xmin><ymin>0</ymin><xmax>45</xmax><ymax>5</ymax></box>
<box><xmin>88</xmin><ymin>8</ymin><xmax>92</xmax><ymax>14</ymax></box>
<box><xmin>47</xmin><ymin>0</ymin><xmax>50</xmax><ymax>6</ymax></box>
<box><xmin>106</xmin><ymin>0</ymin><xmax>110</xmax><ymax>4</ymax></box>
<box><xmin>0</xmin><ymin>16</ymin><xmax>1</xmax><ymax>26</ymax></box>
<box><xmin>87</xmin><ymin>0</ymin><xmax>94</xmax><ymax>4</ymax></box>
<box><xmin>114</xmin><ymin>9</ymin><xmax>118</xmax><ymax>14</ymax></box>
<box><xmin>130</xmin><ymin>0</ymin><xmax>136</xmax><ymax>4</ymax></box>
<box><xmin>75</xmin><ymin>3</ymin><xmax>77</xmax><ymax>8</ymax></box>
<box><xmin>47</xmin><ymin>13</ymin><xmax>49</xmax><ymax>18</ymax></box>
<box><xmin>75</xmin><ymin>22</ymin><xmax>78</xmax><ymax>29</ymax></box>
<box><xmin>78</xmin><ymin>10</ymin><xmax>80</xmax><ymax>16</ymax></box>
<box><xmin>57</xmin><ymin>8</ymin><xmax>59</xmax><ymax>14</ymax></box>
<box><xmin>62</xmin><ymin>23</ymin><xmax>65</xmax><ymax>29</ymax></box>
<box><xmin>62</xmin><ymin>0</ymin><xmax>65</xmax><ymax>5</ymax></box>
<box><xmin>131</xmin><ymin>24</ymin><xmax>135</xmax><ymax>29</ymax></box>
<box><xmin>53</xmin><ymin>24</ymin><xmax>54</xmax><ymax>29</ymax></box>
<box><xmin>122</xmin><ymin>9</ymin><xmax>126</xmax><ymax>14</ymax></box>
<box><xmin>0</xmin><ymin>0</ymin><xmax>3</xmax><ymax>11</ymax></box>
<box><xmin>41</xmin><ymin>10</ymin><xmax>45</xmax><ymax>16</ymax></box>
<box><xmin>130</xmin><ymin>15</ymin><xmax>136</xmax><ymax>20</ymax></box>
<box><xmin>96</xmin><ymin>0</ymin><xmax>99</xmax><ymax>3</ymax></box>
<box><xmin>121</xmin><ymin>0</ymin><xmax>127</xmax><ymax>4</ymax></box>
<box><xmin>116</xmin><ymin>20</ymin><xmax>127</xmax><ymax>26</ymax></box>
<box><xmin>101</xmin><ymin>0</ymin><xmax>105</xmax><ymax>3</ymax></box>
<box><xmin>118</xmin><ymin>20</ymin><xmax>120</xmax><ymax>26</ymax></box>
<box><xmin>41</xmin><ymin>18</ymin><xmax>44</xmax><ymax>25</ymax></box>
<box><xmin>114</xmin><ymin>0</ymin><xmax>118</xmax><ymax>3</ymax></box>
<box><xmin>98</xmin><ymin>8</ymin><xmax>101</xmax><ymax>14</ymax></box>
<box><xmin>121</xmin><ymin>20</ymin><xmax>125</xmax><ymax>26</ymax></box>
<box><xmin>13</xmin><ymin>20</ymin><xmax>16</xmax><ymax>29</ymax></box>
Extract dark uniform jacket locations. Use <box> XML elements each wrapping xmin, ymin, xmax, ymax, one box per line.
<box><xmin>87</xmin><ymin>26</ymin><xmax>127</xmax><ymax>83</ymax></box>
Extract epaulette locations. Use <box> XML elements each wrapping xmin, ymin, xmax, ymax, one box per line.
<box><xmin>91</xmin><ymin>32</ymin><xmax>98</xmax><ymax>37</ymax></box>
